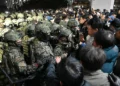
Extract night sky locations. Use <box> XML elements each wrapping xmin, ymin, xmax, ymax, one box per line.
<box><xmin>0</xmin><ymin>0</ymin><xmax>5</xmax><ymax>6</ymax></box>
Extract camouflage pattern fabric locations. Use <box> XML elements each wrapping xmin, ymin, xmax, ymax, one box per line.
<box><xmin>67</xmin><ymin>18</ymin><xmax>78</xmax><ymax>28</ymax></box>
<box><xmin>0</xmin><ymin>43</ymin><xmax>8</xmax><ymax>86</ymax></box>
<box><xmin>59</xmin><ymin>20</ymin><xmax>67</xmax><ymax>28</ymax></box>
<box><xmin>0</xmin><ymin>70</ymin><xmax>9</xmax><ymax>86</ymax></box>
<box><xmin>2</xmin><ymin>46</ymin><xmax>27</xmax><ymax>75</ymax></box>
<box><xmin>59</xmin><ymin>26</ymin><xmax>72</xmax><ymax>37</ymax></box>
<box><xmin>4</xmin><ymin>30</ymin><xmax>20</xmax><ymax>42</ymax></box>
<box><xmin>36</xmin><ymin>24</ymin><xmax>51</xmax><ymax>35</ymax></box>
<box><xmin>22</xmin><ymin>35</ymin><xmax>29</xmax><ymax>57</ymax></box>
<box><xmin>31</xmin><ymin>40</ymin><xmax>55</xmax><ymax>65</ymax></box>
<box><xmin>42</xmin><ymin>20</ymin><xmax>52</xmax><ymax>27</ymax></box>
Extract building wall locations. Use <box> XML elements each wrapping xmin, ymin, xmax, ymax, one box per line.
<box><xmin>91</xmin><ymin>0</ymin><xmax>115</xmax><ymax>12</ymax></box>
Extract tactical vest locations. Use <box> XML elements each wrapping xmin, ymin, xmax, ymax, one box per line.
<box><xmin>32</xmin><ymin>40</ymin><xmax>54</xmax><ymax>65</ymax></box>
<box><xmin>22</xmin><ymin>35</ymin><xmax>29</xmax><ymax>57</ymax></box>
<box><xmin>2</xmin><ymin>46</ymin><xmax>26</xmax><ymax>75</ymax></box>
<box><xmin>0</xmin><ymin>43</ymin><xmax>9</xmax><ymax>86</ymax></box>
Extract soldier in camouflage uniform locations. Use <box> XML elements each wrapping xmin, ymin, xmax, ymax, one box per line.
<box><xmin>54</xmin><ymin>26</ymin><xmax>73</xmax><ymax>59</ymax></box>
<box><xmin>67</xmin><ymin>12</ymin><xmax>79</xmax><ymax>34</ymax></box>
<box><xmin>0</xmin><ymin>42</ymin><xmax>8</xmax><ymax>86</ymax></box>
<box><xmin>50</xmin><ymin>23</ymin><xmax>60</xmax><ymax>49</ymax></box>
<box><xmin>22</xmin><ymin>24</ymin><xmax>35</xmax><ymax>65</ymax></box>
<box><xmin>67</xmin><ymin>14</ymin><xmax>80</xmax><ymax>51</ymax></box>
<box><xmin>28</xmin><ymin>23</ymin><xmax>55</xmax><ymax>86</ymax></box>
<box><xmin>0</xmin><ymin>17</ymin><xmax>11</xmax><ymax>86</ymax></box>
<box><xmin>2</xmin><ymin>30</ymin><xmax>28</xmax><ymax>85</ymax></box>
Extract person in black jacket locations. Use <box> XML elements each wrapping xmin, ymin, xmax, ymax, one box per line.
<box><xmin>56</xmin><ymin>56</ymin><xmax>91</xmax><ymax>86</ymax></box>
<box><xmin>79</xmin><ymin>15</ymin><xmax>88</xmax><ymax>40</ymax></box>
<box><xmin>116</xmin><ymin>10</ymin><xmax>120</xmax><ymax>19</ymax></box>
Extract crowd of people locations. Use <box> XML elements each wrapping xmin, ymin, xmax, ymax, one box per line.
<box><xmin>0</xmin><ymin>6</ymin><xmax>120</xmax><ymax>86</ymax></box>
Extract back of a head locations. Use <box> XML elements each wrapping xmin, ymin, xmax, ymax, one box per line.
<box><xmin>94</xmin><ymin>29</ymin><xmax>115</xmax><ymax>49</ymax></box>
<box><xmin>87</xmin><ymin>15</ymin><xmax>103</xmax><ymax>30</ymax></box>
<box><xmin>57</xmin><ymin>56</ymin><xmax>83</xmax><ymax>86</ymax></box>
<box><xmin>62</xmin><ymin>14</ymin><xmax>67</xmax><ymax>20</ymax></box>
<box><xmin>81</xmin><ymin>15</ymin><xmax>88</xmax><ymax>20</ymax></box>
<box><xmin>111</xmin><ymin>18</ymin><xmax>120</xmax><ymax>29</ymax></box>
<box><xmin>79</xmin><ymin>46</ymin><xmax>106</xmax><ymax>71</ymax></box>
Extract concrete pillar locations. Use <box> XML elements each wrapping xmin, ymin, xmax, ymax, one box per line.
<box><xmin>91</xmin><ymin>0</ymin><xmax>115</xmax><ymax>12</ymax></box>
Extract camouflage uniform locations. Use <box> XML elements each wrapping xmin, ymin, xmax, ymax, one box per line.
<box><xmin>67</xmin><ymin>18</ymin><xmax>79</xmax><ymax>30</ymax></box>
<box><xmin>30</xmin><ymin>24</ymin><xmax>55</xmax><ymax>65</ymax></box>
<box><xmin>2</xmin><ymin>30</ymin><xmax>28</xmax><ymax>85</ymax></box>
<box><xmin>29</xmin><ymin>24</ymin><xmax>55</xmax><ymax>86</ymax></box>
<box><xmin>22</xmin><ymin>24</ymin><xmax>35</xmax><ymax>65</ymax></box>
<box><xmin>50</xmin><ymin>23</ymin><xmax>60</xmax><ymax>48</ymax></box>
<box><xmin>54</xmin><ymin>26</ymin><xmax>72</xmax><ymax>58</ymax></box>
<box><xmin>0</xmin><ymin>19</ymin><xmax>10</xmax><ymax>86</ymax></box>
<box><xmin>59</xmin><ymin>20</ymin><xmax>68</xmax><ymax>28</ymax></box>
<box><xmin>67</xmin><ymin>18</ymin><xmax>80</xmax><ymax>50</ymax></box>
<box><xmin>42</xmin><ymin>20</ymin><xmax>52</xmax><ymax>28</ymax></box>
<box><xmin>0</xmin><ymin>43</ymin><xmax>9</xmax><ymax>86</ymax></box>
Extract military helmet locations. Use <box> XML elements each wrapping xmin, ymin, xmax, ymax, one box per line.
<box><xmin>0</xmin><ymin>13</ymin><xmax>5</xmax><ymax>20</ymax></box>
<box><xmin>18</xmin><ymin>21</ymin><xmax>27</xmax><ymax>27</ymax></box>
<box><xmin>42</xmin><ymin>20</ymin><xmax>52</xmax><ymax>27</ymax></box>
<box><xmin>4</xmin><ymin>30</ymin><xmax>20</xmax><ymax>42</ymax></box>
<box><xmin>59</xmin><ymin>26</ymin><xmax>72</xmax><ymax>37</ymax></box>
<box><xmin>35</xmin><ymin>24</ymin><xmax>51</xmax><ymax>41</ymax></box>
<box><xmin>32</xmin><ymin>16</ymin><xmax>37</xmax><ymax>20</ymax></box>
<box><xmin>0</xmin><ymin>28</ymin><xmax>10</xmax><ymax>37</ymax></box>
<box><xmin>67</xmin><ymin>18</ymin><xmax>78</xmax><ymax>28</ymax></box>
<box><xmin>27</xmin><ymin>14</ymin><xmax>32</xmax><ymax>17</ymax></box>
<box><xmin>12</xmin><ymin>19</ymin><xmax>17</xmax><ymax>25</ymax></box>
<box><xmin>50</xmin><ymin>23</ymin><xmax>60</xmax><ymax>32</ymax></box>
<box><xmin>25</xmin><ymin>24</ymin><xmax>35</xmax><ymax>37</ymax></box>
<box><xmin>4</xmin><ymin>18</ymin><xmax>12</xmax><ymax>26</ymax></box>
<box><xmin>10</xmin><ymin>14</ymin><xmax>16</xmax><ymax>19</ymax></box>
<box><xmin>37</xmin><ymin>16</ymin><xmax>43</xmax><ymax>22</ymax></box>
<box><xmin>17</xmin><ymin>13</ymin><xmax>24</xmax><ymax>19</ymax></box>
<box><xmin>26</xmin><ymin>17</ymin><xmax>33</xmax><ymax>22</ymax></box>
<box><xmin>35</xmin><ymin>24</ymin><xmax>51</xmax><ymax>35</ymax></box>
<box><xmin>17</xmin><ymin>18</ymin><xmax>24</xmax><ymax>24</ymax></box>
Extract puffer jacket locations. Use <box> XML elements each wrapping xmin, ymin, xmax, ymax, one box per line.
<box><xmin>102</xmin><ymin>45</ymin><xmax>119</xmax><ymax>73</ymax></box>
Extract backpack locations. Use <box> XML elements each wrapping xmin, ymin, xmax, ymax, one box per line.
<box><xmin>33</xmin><ymin>41</ymin><xmax>54</xmax><ymax>65</ymax></box>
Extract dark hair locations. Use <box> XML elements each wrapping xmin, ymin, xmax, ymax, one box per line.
<box><xmin>69</xmin><ymin>12</ymin><xmax>75</xmax><ymax>17</ymax></box>
<box><xmin>62</xmin><ymin>14</ymin><xmax>67</xmax><ymax>20</ymax></box>
<box><xmin>79</xmin><ymin>46</ymin><xmax>106</xmax><ymax>71</ymax></box>
<box><xmin>81</xmin><ymin>15</ymin><xmax>88</xmax><ymax>19</ymax></box>
<box><xmin>111</xmin><ymin>18</ymin><xmax>120</xmax><ymax>28</ymax></box>
<box><xmin>57</xmin><ymin>57</ymin><xmax>84</xmax><ymax>86</ymax></box>
<box><xmin>111</xmin><ymin>12</ymin><xmax>116</xmax><ymax>15</ymax></box>
<box><xmin>94</xmin><ymin>29</ymin><xmax>115</xmax><ymax>49</ymax></box>
<box><xmin>87</xmin><ymin>15</ymin><xmax>103</xmax><ymax>29</ymax></box>
<box><xmin>54</xmin><ymin>17</ymin><xmax>61</xmax><ymax>24</ymax></box>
